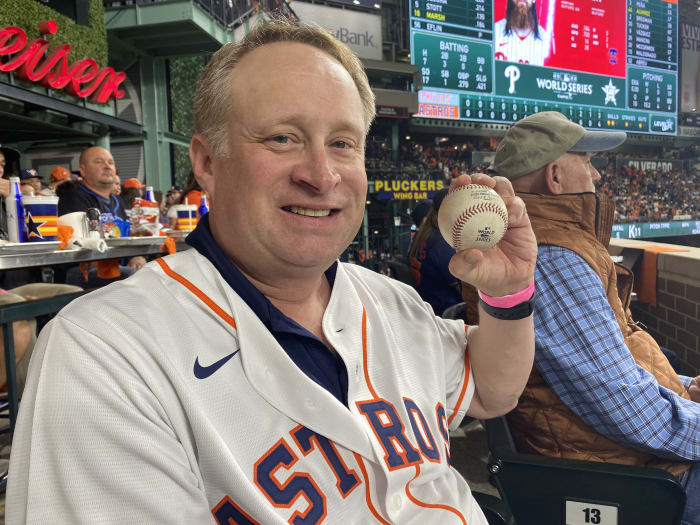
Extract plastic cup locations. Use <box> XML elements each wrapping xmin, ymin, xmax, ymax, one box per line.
<box><xmin>176</xmin><ymin>204</ymin><xmax>198</xmax><ymax>231</ymax></box>
<box><xmin>22</xmin><ymin>195</ymin><xmax>59</xmax><ymax>242</ymax></box>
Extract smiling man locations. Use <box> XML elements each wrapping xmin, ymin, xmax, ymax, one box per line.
<box><xmin>8</xmin><ymin>19</ymin><xmax>538</xmax><ymax>524</ymax></box>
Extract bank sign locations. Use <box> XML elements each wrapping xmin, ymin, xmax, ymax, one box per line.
<box><xmin>290</xmin><ymin>2</ymin><xmax>382</xmax><ymax>60</ymax></box>
<box><xmin>372</xmin><ymin>179</ymin><xmax>446</xmax><ymax>200</ymax></box>
<box><xmin>0</xmin><ymin>21</ymin><xmax>126</xmax><ymax>103</ymax></box>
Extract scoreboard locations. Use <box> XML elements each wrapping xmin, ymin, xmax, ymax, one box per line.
<box><xmin>410</xmin><ymin>0</ymin><xmax>678</xmax><ymax>135</ymax></box>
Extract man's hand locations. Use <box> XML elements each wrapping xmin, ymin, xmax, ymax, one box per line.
<box><xmin>447</xmin><ymin>173</ymin><xmax>537</xmax><ymax>297</ymax></box>
<box><xmin>127</xmin><ymin>256</ymin><xmax>147</xmax><ymax>271</ymax></box>
<box><xmin>0</xmin><ymin>178</ymin><xmax>10</xmax><ymax>198</ymax></box>
<box><xmin>689</xmin><ymin>376</ymin><xmax>700</xmax><ymax>403</ymax></box>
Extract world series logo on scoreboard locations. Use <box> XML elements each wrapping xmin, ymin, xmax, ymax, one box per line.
<box><xmin>409</xmin><ymin>0</ymin><xmax>678</xmax><ymax>135</ymax></box>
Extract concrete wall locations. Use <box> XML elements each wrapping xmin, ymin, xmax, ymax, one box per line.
<box><xmin>610</xmin><ymin>238</ymin><xmax>700</xmax><ymax>376</ymax></box>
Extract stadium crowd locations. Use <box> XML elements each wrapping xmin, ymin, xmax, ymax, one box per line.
<box><xmin>597</xmin><ymin>164</ymin><xmax>700</xmax><ymax>223</ymax></box>
<box><xmin>365</xmin><ymin>139</ymin><xmax>700</xmax><ymax>223</ymax></box>
<box><xmin>365</xmin><ymin>138</ymin><xmax>488</xmax><ymax>181</ymax></box>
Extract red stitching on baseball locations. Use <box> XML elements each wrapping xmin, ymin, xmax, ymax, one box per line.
<box><xmin>450</xmin><ymin>197</ymin><xmax>508</xmax><ymax>251</ymax></box>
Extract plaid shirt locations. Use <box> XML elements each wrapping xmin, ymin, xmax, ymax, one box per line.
<box><xmin>533</xmin><ymin>244</ymin><xmax>700</xmax><ymax>461</ymax></box>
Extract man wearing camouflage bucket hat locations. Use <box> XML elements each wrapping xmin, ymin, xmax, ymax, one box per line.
<box><xmin>487</xmin><ymin>111</ymin><xmax>700</xmax><ymax>525</ymax></box>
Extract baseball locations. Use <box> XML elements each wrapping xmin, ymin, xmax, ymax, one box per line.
<box><xmin>437</xmin><ymin>184</ymin><xmax>509</xmax><ymax>251</ymax></box>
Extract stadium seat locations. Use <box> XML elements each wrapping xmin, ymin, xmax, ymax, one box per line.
<box><xmin>472</xmin><ymin>491</ymin><xmax>514</xmax><ymax>525</ymax></box>
<box><xmin>483</xmin><ymin>416</ymin><xmax>687</xmax><ymax>525</ymax></box>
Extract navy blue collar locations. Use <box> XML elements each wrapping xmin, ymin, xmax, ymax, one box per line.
<box><xmin>79</xmin><ymin>184</ymin><xmax>121</xmax><ymax>214</ymax></box>
<box><xmin>185</xmin><ymin>214</ymin><xmax>337</xmax><ymax>332</ymax></box>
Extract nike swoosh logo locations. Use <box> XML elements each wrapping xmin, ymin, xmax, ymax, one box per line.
<box><xmin>193</xmin><ymin>349</ymin><xmax>240</xmax><ymax>379</ymax></box>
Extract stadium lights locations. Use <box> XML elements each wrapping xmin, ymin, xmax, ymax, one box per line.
<box><xmin>374</xmin><ymin>3</ymin><xmax>380</xmax><ymax>7</ymax></box>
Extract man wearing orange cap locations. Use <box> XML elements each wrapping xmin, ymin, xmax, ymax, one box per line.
<box><xmin>39</xmin><ymin>166</ymin><xmax>71</xmax><ymax>196</ymax></box>
<box><xmin>122</xmin><ymin>177</ymin><xmax>144</xmax><ymax>193</ymax></box>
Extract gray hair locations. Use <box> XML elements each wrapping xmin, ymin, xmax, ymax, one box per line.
<box><xmin>193</xmin><ymin>17</ymin><xmax>376</xmax><ymax>158</ymax></box>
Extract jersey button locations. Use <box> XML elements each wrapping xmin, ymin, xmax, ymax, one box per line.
<box><xmin>392</xmin><ymin>494</ymin><xmax>403</xmax><ymax>510</ymax></box>
<box><xmin>305</xmin><ymin>399</ymin><xmax>316</xmax><ymax>409</ymax></box>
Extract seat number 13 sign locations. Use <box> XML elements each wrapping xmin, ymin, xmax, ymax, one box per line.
<box><xmin>565</xmin><ymin>499</ymin><xmax>618</xmax><ymax>525</ymax></box>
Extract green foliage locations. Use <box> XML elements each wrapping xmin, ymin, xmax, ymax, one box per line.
<box><xmin>169</xmin><ymin>55</ymin><xmax>206</xmax><ymax>185</ymax></box>
<box><xmin>0</xmin><ymin>0</ymin><xmax>108</xmax><ymax>66</ymax></box>
<box><xmin>169</xmin><ymin>55</ymin><xmax>205</xmax><ymax>137</ymax></box>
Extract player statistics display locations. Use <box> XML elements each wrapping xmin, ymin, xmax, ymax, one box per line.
<box><xmin>410</xmin><ymin>0</ymin><xmax>678</xmax><ymax>135</ymax></box>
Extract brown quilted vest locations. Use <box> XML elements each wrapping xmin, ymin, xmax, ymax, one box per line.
<box><xmin>506</xmin><ymin>192</ymin><xmax>692</xmax><ymax>477</ymax></box>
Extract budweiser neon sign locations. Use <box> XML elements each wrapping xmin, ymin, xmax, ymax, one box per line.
<box><xmin>0</xmin><ymin>21</ymin><xmax>126</xmax><ymax>103</ymax></box>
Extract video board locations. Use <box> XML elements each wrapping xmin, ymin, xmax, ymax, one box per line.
<box><xmin>410</xmin><ymin>0</ymin><xmax>678</xmax><ymax>135</ymax></box>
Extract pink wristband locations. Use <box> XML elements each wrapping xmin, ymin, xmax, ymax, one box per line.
<box><xmin>478</xmin><ymin>280</ymin><xmax>535</xmax><ymax>309</ymax></box>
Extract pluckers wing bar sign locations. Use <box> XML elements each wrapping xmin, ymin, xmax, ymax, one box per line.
<box><xmin>0</xmin><ymin>21</ymin><xmax>126</xmax><ymax>103</ymax></box>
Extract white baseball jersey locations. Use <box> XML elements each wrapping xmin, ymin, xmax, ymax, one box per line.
<box><xmin>8</xmin><ymin>249</ymin><xmax>486</xmax><ymax>524</ymax></box>
<box><xmin>494</xmin><ymin>19</ymin><xmax>550</xmax><ymax>66</ymax></box>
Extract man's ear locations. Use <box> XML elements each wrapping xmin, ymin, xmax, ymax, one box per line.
<box><xmin>543</xmin><ymin>161</ymin><xmax>564</xmax><ymax>195</ymax></box>
<box><xmin>190</xmin><ymin>133</ymin><xmax>216</xmax><ymax>201</ymax></box>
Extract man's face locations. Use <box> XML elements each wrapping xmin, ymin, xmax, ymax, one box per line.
<box><xmin>0</xmin><ymin>152</ymin><xmax>5</xmax><ymax>178</ymax></box>
<box><xmin>558</xmin><ymin>152</ymin><xmax>600</xmax><ymax>193</ymax></box>
<box><xmin>112</xmin><ymin>175</ymin><xmax>121</xmax><ymax>195</ymax></box>
<box><xmin>167</xmin><ymin>190</ymin><xmax>181</xmax><ymax>205</ymax></box>
<box><xmin>207</xmin><ymin>42</ymin><xmax>368</xmax><ymax>276</ymax></box>
<box><xmin>80</xmin><ymin>147</ymin><xmax>116</xmax><ymax>191</ymax></box>
<box><xmin>27</xmin><ymin>177</ymin><xmax>42</xmax><ymax>193</ymax></box>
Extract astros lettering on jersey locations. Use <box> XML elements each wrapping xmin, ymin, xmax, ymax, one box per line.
<box><xmin>494</xmin><ymin>19</ymin><xmax>551</xmax><ymax>66</ymax></box>
<box><xmin>8</xmin><ymin>249</ymin><xmax>489</xmax><ymax>524</ymax></box>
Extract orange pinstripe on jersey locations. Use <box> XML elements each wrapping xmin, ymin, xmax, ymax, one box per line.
<box><xmin>352</xmin><ymin>452</ymin><xmax>392</xmax><ymax>525</ymax></box>
<box><xmin>447</xmin><ymin>331</ymin><xmax>471</xmax><ymax>427</ymax></box>
<box><xmin>360</xmin><ymin>308</ymin><xmax>469</xmax><ymax>523</ymax></box>
<box><xmin>405</xmin><ymin>465</ymin><xmax>468</xmax><ymax>525</ymax></box>
<box><xmin>155</xmin><ymin>258</ymin><xmax>236</xmax><ymax>330</ymax></box>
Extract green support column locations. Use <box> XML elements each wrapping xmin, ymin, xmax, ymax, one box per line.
<box><xmin>391</xmin><ymin>123</ymin><xmax>399</xmax><ymax>163</ymax></box>
<box><xmin>95</xmin><ymin>135</ymin><xmax>110</xmax><ymax>150</ymax></box>
<box><xmin>140</xmin><ymin>56</ymin><xmax>172</xmax><ymax>190</ymax></box>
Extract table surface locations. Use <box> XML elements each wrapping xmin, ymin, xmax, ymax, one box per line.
<box><xmin>0</xmin><ymin>237</ymin><xmax>190</xmax><ymax>270</ymax></box>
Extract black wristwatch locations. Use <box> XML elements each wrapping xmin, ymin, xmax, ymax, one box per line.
<box><xmin>478</xmin><ymin>290</ymin><xmax>536</xmax><ymax>320</ymax></box>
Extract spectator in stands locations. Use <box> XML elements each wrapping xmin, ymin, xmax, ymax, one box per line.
<box><xmin>40</xmin><ymin>166</ymin><xmax>71</xmax><ymax>196</ymax></box>
<box><xmin>59</xmin><ymin>147</ymin><xmax>125</xmax><ymax>219</ymax></box>
<box><xmin>166</xmin><ymin>185</ymin><xmax>183</xmax><ymax>208</ymax></box>
<box><xmin>409</xmin><ymin>188</ymin><xmax>463</xmax><ymax>317</ymax></box>
<box><xmin>58</xmin><ymin>146</ymin><xmax>147</xmax><ymax>286</ymax></box>
<box><xmin>490</xmin><ymin>111</ymin><xmax>700</xmax><ymax>525</ymax></box>
<box><xmin>112</xmin><ymin>174</ymin><xmax>122</xmax><ymax>197</ymax></box>
<box><xmin>153</xmin><ymin>189</ymin><xmax>169</xmax><ymax>225</ymax></box>
<box><xmin>121</xmin><ymin>177</ymin><xmax>144</xmax><ymax>205</ymax></box>
<box><xmin>410</xmin><ymin>199</ymin><xmax>432</xmax><ymax>229</ymax></box>
<box><xmin>180</xmin><ymin>170</ymin><xmax>202</xmax><ymax>207</ymax></box>
<box><xmin>19</xmin><ymin>169</ymin><xmax>42</xmax><ymax>196</ymax></box>
<box><xmin>167</xmin><ymin>173</ymin><xmax>203</xmax><ymax>226</ymax></box>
